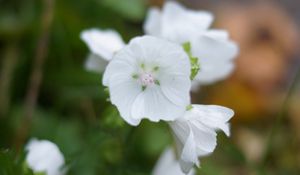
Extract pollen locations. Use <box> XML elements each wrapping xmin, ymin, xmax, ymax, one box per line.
<box><xmin>140</xmin><ymin>72</ymin><xmax>155</xmax><ymax>86</ymax></box>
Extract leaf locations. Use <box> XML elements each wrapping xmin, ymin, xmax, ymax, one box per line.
<box><xmin>182</xmin><ymin>42</ymin><xmax>200</xmax><ymax>80</ymax></box>
<box><xmin>99</xmin><ymin>0</ymin><xmax>146</xmax><ymax>21</ymax></box>
<box><xmin>0</xmin><ymin>149</ymin><xmax>34</xmax><ymax>175</ymax></box>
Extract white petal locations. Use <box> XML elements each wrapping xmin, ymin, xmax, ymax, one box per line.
<box><xmin>160</xmin><ymin>74</ymin><xmax>191</xmax><ymax>107</ymax></box>
<box><xmin>84</xmin><ymin>53</ymin><xmax>108</xmax><ymax>73</ymax></box>
<box><xmin>159</xmin><ymin>53</ymin><xmax>191</xmax><ymax>107</ymax></box>
<box><xmin>131</xmin><ymin>86</ymin><xmax>185</xmax><ymax>122</ymax></box>
<box><xmin>179</xmin><ymin>159</ymin><xmax>196</xmax><ymax>175</ymax></box>
<box><xmin>180</xmin><ymin>130</ymin><xmax>199</xmax><ymax>172</ymax></box>
<box><xmin>192</xmin><ymin>105</ymin><xmax>234</xmax><ymax>136</ymax></box>
<box><xmin>144</xmin><ymin>8</ymin><xmax>162</xmax><ymax>36</ymax></box>
<box><xmin>108</xmin><ymin>74</ymin><xmax>142</xmax><ymax>126</ymax></box>
<box><xmin>161</xmin><ymin>1</ymin><xmax>214</xmax><ymax>43</ymax></box>
<box><xmin>190</xmin><ymin>121</ymin><xmax>217</xmax><ymax>154</ymax></box>
<box><xmin>204</xmin><ymin>30</ymin><xmax>229</xmax><ymax>40</ymax></box>
<box><xmin>80</xmin><ymin>29</ymin><xmax>125</xmax><ymax>61</ymax></box>
<box><xmin>169</xmin><ymin>120</ymin><xmax>199</xmax><ymax>174</ymax></box>
<box><xmin>191</xmin><ymin>34</ymin><xmax>238</xmax><ymax>63</ymax></box>
<box><xmin>127</xmin><ymin>35</ymin><xmax>190</xmax><ymax>69</ymax></box>
<box><xmin>193</xmin><ymin>62</ymin><xmax>234</xmax><ymax>86</ymax></box>
<box><xmin>190</xmin><ymin>34</ymin><xmax>238</xmax><ymax>87</ymax></box>
<box><xmin>152</xmin><ymin>148</ymin><xmax>195</xmax><ymax>175</ymax></box>
<box><xmin>26</xmin><ymin>139</ymin><xmax>65</xmax><ymax>175</ymax></box>
<box><xmin>102</xmin><ymin>49</ymin><xmax>137</xmax><ymax>86</ymax></box>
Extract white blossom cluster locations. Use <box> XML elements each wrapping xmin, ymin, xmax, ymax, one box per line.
<box><xmin>81</xmin><ymin>1</ymin><xmax>238</xmax><ymax>174</ymax></box>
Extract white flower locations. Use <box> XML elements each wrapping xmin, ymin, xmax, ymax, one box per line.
<box><xmin>144</xmin><ymin>1</ymin><xmax>238</xmax><ymax>89</ymax></box>
<box><xmin>190</xmin><ymin>30</ymin><xmax>238</xmax><ymax>89</ymax></box>
<box><xmin>103</xmin><ymin>36</ymin><xmax>191</xmax><ymax>126</ymax></box>
<box><xmin>25</xmin><ymin>139</ymin><xmax>65</xmax><ymax>175</ymax></box>
<box><xmin>169</xmin><ymin>105</ymin><xmax>234</xmax><ymax>174</ymax></box>
<box><xmin>84</xmin><ymin>53</ymin><xmax>109</xmax><ymax>73</ymax></box>
<box><xmin>152</xmin><ymin>148</ymin><xmax>195</xmax><ymax>175</ymax></box>
<box><xmin>80</xmin><ymin>28</ymin><xmax>125</xmax><ymax>72</ymax></box>
<box><xmin>144</xmin><ymin>1</ymin><xmax>213</xmax><ymax>43</ymax></box>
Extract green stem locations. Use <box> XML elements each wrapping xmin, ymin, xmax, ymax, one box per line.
<box><xmin>260</xmin><ymin>65</ymin><xmax>300</xmax><ymax>169</ymax></box>
<box><xmin>0</xmin><ymin>41</ymin><xmax>19</xmax><ymax>118</ymax></box>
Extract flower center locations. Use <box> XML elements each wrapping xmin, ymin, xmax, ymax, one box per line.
<box><xmin>140</xmin><ymin>72</ymin><xmax>155</xmax><ymax>86</ymax></box>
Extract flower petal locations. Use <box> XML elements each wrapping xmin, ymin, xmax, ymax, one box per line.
<box><xmin>161</xmin><ymin>1</ymin><xmax>214</xmax><ymax>43</ymax></box>
<box><xmin>191</xmin><ymin>34</ymin><xmax>238</xmax><ymax>63</ymax></box>
<box><xmin>80</xmin><ymin>29</ymin><xmax>125</xmax><ymax>60</ymax></box>
<box><xmin>152</xmin><ymin>148</ymin><xmax>196</xmax><ymax>175</ymax></box>
<box><xmin>191</xmin><ymin>34</ymin><xmax>238</xmax><ymax>87</ymax></box>
<box><xmin>144</xmin><ymin>8</ymin><xmax>162</xmax><ymax>36</ymax></box>
<box><xmin>204</xmin><ymin>30</ymin><xmax>229</xmax><ymax>40</ymax></box>
<box><xmin>190</xmin><ymin>121</ymin><xmax>217</xmax><ymax>154</ymax></box>
<box><xmin>192</xmin><ymin>105</ymin><xmax>234</xmax><ymax>136</ymax></box>
<box><xmin>159</xmin><ymin>74</ymin><xmax>191</xmax><ymax>107</ymax></box>
<box><xmin>131</xmin><ymin>86</ymin><xmax>186</xmax><ymax>122</ymax></box>
<box><xmin>180</xmin><ymin>130</ymin><xmax>199</xmax><ymax>171</ymax></box>
<box><xmin>26</xmin><ymin>139</ymin><xmax>65</xmax><ymax>175</ymax></box>
<box><xmin>108</xmin><ymin>74</ymin><xmax>142</xmax><ymax>126</ymax></box>
<box><xmin>127</xmin><ymin>35</ymin><xmax>190</xmax><ymax>68</ymax></box>
<box><xmin>192</xmin><ymin>62</ymin><xmax>234</xmax><ymax>87</ymax></box>
<box><xmin>102</xmin><ymin>49</ymin><xmax>137</xmax><ymax>86</ymax></box>
<box><xmin>84</xmin><ymin>53</ymin><xmax>108</xmax><ymax>73</ymax></box>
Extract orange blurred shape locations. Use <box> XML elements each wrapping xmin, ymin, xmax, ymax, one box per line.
<box><xmin>204</xmin><ymin>1</ymin><xmax>299</xmax><ymax>123</ymax></box>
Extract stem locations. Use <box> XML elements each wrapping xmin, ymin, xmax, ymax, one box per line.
<box><xmin>0</xmin><ymin>42</ymin><xmax>19</xmax><ymax>118</ymax></box>
<box><xmin>14</xmin><ymin>0</ymin><xmax>55</xmax><ymax>151</ymax></box>
<box><xmin>260</xmin><ymin>64</ymin><xmax>300</xmax><ymax>168</ymax></box>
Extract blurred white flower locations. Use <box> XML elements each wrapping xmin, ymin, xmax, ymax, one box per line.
<box><xmin>80</xmin><ymin>28</ymin><xmax>125</xmax><ymax>72</ymax></box>
<box><xmin>144</xmin><ymin>1</ymin><xmax>213</xmax><ymax>43</ymax></box>
<box><xmin>26</xmin><ymin>139</ymin><xmax>65</xmax><ymax>175</ymax></box>
<box><xmin>144</xmin><ymin>1</ymin><xmax>238</xmax><ymax>90</ymax></box>
<box><xmin>190</xmin><ymin>30</ymin><xmax>238</xmax><ymax>89</ymax></box>
<box><xmin>84</xmin><ymin>53</ymin><xmax>108</xmax><ymax>73</ymax></box>
<box><xmin>103</xmin><ymin>36</ymin><xmax>191</xmax><ymax>126</ymax></box>
<box><xmin>152</xmin><ymin>148</ymin><xmax>195</xmax><ymax>175</ymax></box>
<box><xmin>169</xmin><ymin>105</ymin><xmax>234</xmax><ymax>173</ymax></box>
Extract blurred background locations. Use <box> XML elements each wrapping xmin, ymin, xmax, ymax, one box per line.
<box><xmin>0</xmin><ymin>0</ymin><xmax>299</xmax><ymax>174</ymax></box>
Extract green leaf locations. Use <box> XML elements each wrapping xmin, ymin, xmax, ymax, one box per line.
<box><xmin>102</xmin><ymin>106</ymin><xmax>125</xmax><ymax>129</ymax></box>
<box><xmin>182</xmin><ymin>42</ymin><xmax>200</xmax><ymax>80</ymax></box>
<box><xmin>0</xmin><ymin>149</ymin><xmax>34</xmax><ymax>175</ymax></box>
<box><xmin>186</xmin><ymin>104</ymin><xmax>193</xmax><ymax>111</ymax></box>
<box><xmin>99</xmin><ymin>0</ymin><xmax>146</xmax><ymax>21</ymax></box>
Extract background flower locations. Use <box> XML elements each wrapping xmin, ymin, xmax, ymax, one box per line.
<box><xmin>190</xmin><ymin>30</ymin><xmax>238</xmax><ymax>89</ymax></box>
<box><xmin>144</xmin><ymin>1</ymin><xmax>213</xmax><ymax>43</ymax></box>
<box><xmin>26</xmin><ymin>139</ymin><xmax>65</xmax><ymax>175</ymax></box>
<box><xmin>80</xmin><ymin>29</ymin><xmax>125</xmax><ymax>72</ymax></box>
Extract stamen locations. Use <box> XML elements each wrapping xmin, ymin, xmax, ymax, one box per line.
<box><xmin>140</xmin><ymin>72</ymin><xmax>155</xmax><ymax>86</ymax></box>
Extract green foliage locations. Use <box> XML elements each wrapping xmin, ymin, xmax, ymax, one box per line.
<box><xmin>0</xmin><ymin>149</ymin><xmax>35</xmax><ymax>175</ymax></box>
<box><xmin>99</xmin><ymin>0</ymin><xmax>147</xmax><ymax>21</ymax></box>
<box><xmin>182</xmin><ymin>42</ymin><xmax>200</xmax><ymax>80</ymax></box>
